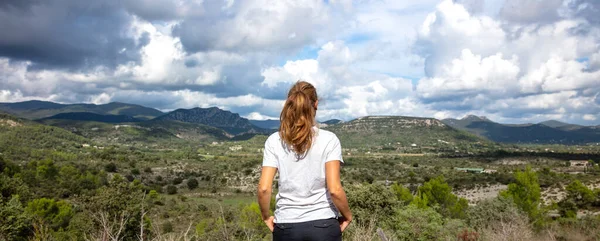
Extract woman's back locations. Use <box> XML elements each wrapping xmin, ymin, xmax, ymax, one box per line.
<box><xmin>263</xmin><ymin>127</ymin><xmax>343</xmax><ymax>223</ymax></box>
<box><xmin>257</xmin><ymin>81</ymin><xmax>351</xmax><ymax>241</ymax></box>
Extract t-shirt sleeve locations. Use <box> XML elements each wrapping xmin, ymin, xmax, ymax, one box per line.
<box><xmin>325</xmin><ymin>135</ymin><xmax>344</xmax><ymax>163</ymax></box>
<box><xmin>262</xmin><ymin>138</ymin><xmax>278</xmax><ymax>168</ymax></box>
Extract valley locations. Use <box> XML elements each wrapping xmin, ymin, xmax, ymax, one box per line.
<box><xmin>1</xmin><ymin>101</ymin><xmax>600</xmax><ymax>240</ymax></box>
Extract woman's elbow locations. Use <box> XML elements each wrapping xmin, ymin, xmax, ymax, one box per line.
<box><xmin>329</xmin><ymin>186</ymin><xmax>345</xmax><ymax>197</ymax></box>
<box><xmin>257</xmin><ymin>186</ymin><xmax>271</xmax><ymax>196</ymax></box>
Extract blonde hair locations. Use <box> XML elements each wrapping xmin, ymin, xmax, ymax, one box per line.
<box><xmin>279</xmin><ymin>81</ymin><xmax>318</xmax><ymax>157</ymax></box>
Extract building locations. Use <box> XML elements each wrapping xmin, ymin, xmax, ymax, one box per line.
<box><xmin>455</xmin><ymin>168</ymin><xmax>485</xmax><ymax>174</ymax></box>
<box><xmin>569</xmin><ymin>160</ymin><xmax>592</xmax><ymax>167</ymax></box>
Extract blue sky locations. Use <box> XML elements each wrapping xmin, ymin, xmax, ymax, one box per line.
<box><xmin>0</xmin><ymin>0</ymin><xmax>599</xmax><ymax>125</ymax></box>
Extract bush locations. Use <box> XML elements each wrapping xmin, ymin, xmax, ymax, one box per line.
<box><xmin>388</xmin><ymin>205</ymin><xmax>468</xmax><ymax>241</ymax></box>
<box><xmin>187</xmin><ymin>178</ymin><xmax>198</xmax><ymax>190</ymax></box>
<box><xmin>347</xmin><ymin>184</ymin><xmax>396</xmax><ymax>224</ymax></box>
<box><xmin>165</xmin><ymin>185</ymin><xmax>177</xmax><ymax>195</ymax></box>
<box><xmin>467</xmin><ymin>197</ymin><xmax>528</xmax><ymax>230</ymax></box>
<box><xmin>104</xmin><ymin>163</ymin><xmax>117</xmax><ymax>173</ymax></box>
<box><xmin>130</xmin><ymin>168</ymin><xmax>140</xmax><ymax>175</ymax></box>
<box><xmin>143</xmin><ymin>167</ymin><xmax>153</xmax><ymax>173</ymax></box>
<box><xmin>172</xmin><ymin>177</ymin><xmax>183</xmax><ymax>185</ymax></box>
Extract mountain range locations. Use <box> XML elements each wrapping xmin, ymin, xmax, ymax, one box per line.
<box><xmin>0</xmin><ymin>100</ymin><xmax>163</xmax><ymax>120</ymax></box>
<box><xmin>442</xmin><ymin>115</ymin><xmax>600</xmax><ymax>144</ymax></box>
<box><xmin>1</xmin><ymin>100</ymin><xmax>599</xmax><ymax>145</ymax></box>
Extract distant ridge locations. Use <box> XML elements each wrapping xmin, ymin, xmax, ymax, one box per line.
<box><xmin>0</xmin><ymin>100</ymin><xmax>164</xmax><ymax>120</ymax></box>
<box><xmin>250</xmin><ymin>119</ymin><xmax>346</xmax><ymax>129</ymax></box>
<box><xmin>41</xmin><ymin>112</ymin><xmax>143</xmax><ymax>123</ymax></box>
<box><xmin>155</xmin><ymin>107</ymin><xmax>269</xmax><ymax>135</ymax></box>
<box><xmin>250</xmin><ymin>119</ymin><xmax>280</xmax><ymax>130</ymax></box>
<box><xmin>442</xmin><ymin>115</ymin><xmax>600</xmax><ymax>144</ymax></box>
<box><xmin>324</xmin><ymin>115</ymin><xmax>489</xmax><ymax>149</ymax></box>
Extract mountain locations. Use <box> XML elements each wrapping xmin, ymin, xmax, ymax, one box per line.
<box><xmin>155</xmin><ymin>107</ymin><xmax>269</xmax><ymax>135</ymax></box>
<box><xmin>442</xmin><ymin>116</ymin><xmax>600</xmax><ymax>144</ymax></box>
<box><xmin>0</xmin><ymin>100</ymin><xmax>164</xmax><ymax>120</ymax></box>
<box><xmin>0</xmin><ymin>112</ymin><xmax>89</xmax><ymax>160</ymax></box>
<box><xmin>250</xmin><ymin>119</ymin><xmax>345</xmax><ymax>130</ymax></box>
<box><xmin>322</xmin><ymin>119</ymin><xmax>344</xmax><ymax>125</ymax></box>
<box><xmin>41</xmin><ymin>112</ymin><xmax>143</xmax><ymax>123</ymax></box>
<box><xmin>324</xmin><ymin>116</ymin><xmax>491</xmax><ymax>150</ymax></box>
<box><xmin>539</xmin><ymin>120</ymin><xmax>583</xmax><ymax>131</ymax></box>
<box><xmin>250</xmin><ymin>119</ymin><xmax>280</xmax><ymax>130</ymax></box>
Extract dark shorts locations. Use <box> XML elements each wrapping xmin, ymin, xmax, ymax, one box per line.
<box><xmin>273</xmin><ymin>218</ymin><xmax>342</xmax><ymax>241</ymax></box>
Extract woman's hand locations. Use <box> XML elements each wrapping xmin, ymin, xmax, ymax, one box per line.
<box><xmin>264</xmin><ymin>216</ymin><xmax>275</xmax><ymax>232</ymax></box>
<box><xmin>338</xmin><ymin>216</ymin><xmax>352</xmax><ymax>232</ymax></box>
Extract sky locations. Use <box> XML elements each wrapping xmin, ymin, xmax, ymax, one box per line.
<box><xmin>0</xmin><ymin>0</ymin><xmax>599</xmax><ymax>125</ymax></box>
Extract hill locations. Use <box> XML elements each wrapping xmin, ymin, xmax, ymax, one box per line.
<box><xmin>155</xmin><ymin>107</ymin><xmax>269</xmax><ymax>135</ymax></box>
<box><xmin>41</xmin><ymin>112</ymin><xmax>143</xmax><ymax>123</ymax></box>
<box><xmin>249</xmin><ymin>119</ymin><xmax>345</xmax><ymax>129</ymax></box>
<box><xmin>442</xmin><ymin>116</ymin><xmax>600</xmax><ymax>144</ymax></box>
<box><xmin>0</xmin><ymin>100</ymin><xmax>164</xmax><ymax>120</ymax></box>
<box><xmin>323</xmin><ymin>116</ymin><xmax>492</xmax><ymax>152</ymax></box>
<box><xmin>249</xmin><ymin>119</ymin><xmax>280</xmax><ymax>130</ymax></box>
<box><xmin>321</xmin><ymin>119</ymin><xmax>344</xmax><ymax>125</ymax></box>
<box><xmin>0</xmin><ymin>112</ymin><xmax>89</xmax><ymax>160</ymax></box>
<box><xmin>38</xmin><ymin>118</ymin><xmax>231</xmax><ymax>145</ymax></box>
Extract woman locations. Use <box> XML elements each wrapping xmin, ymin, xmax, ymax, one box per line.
<box><xmin>258</xmin><ymin>81</ymin><xmax>352</xmax><ymax>241</ymax></box>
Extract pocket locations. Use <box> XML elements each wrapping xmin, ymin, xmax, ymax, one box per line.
<box><xmin>313</xmin><ymin>219</ymin><xmax>341</xmax><ymax>238</ymax></box>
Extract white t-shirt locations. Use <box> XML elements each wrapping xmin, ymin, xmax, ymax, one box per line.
<box><xmin>262</xmin><ymin>127</ymin><xmax>344</xmax><ymax>223</ymax></box>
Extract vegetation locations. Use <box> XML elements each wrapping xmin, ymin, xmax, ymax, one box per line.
<box><xmin>2</xmin><ymin>108</ymin><xmax>600</xmax><ymax>240</ymax></box>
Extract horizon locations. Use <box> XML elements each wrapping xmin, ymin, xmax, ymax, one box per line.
<box><xmin>1</xmin><ymin>0</ymin><xmax>600</xmax><ymax>125</ymax></box>
<box><xmin>2</xmin><ymin>99</ymin><xmax>598</xmax><ymax>126</ymax></box>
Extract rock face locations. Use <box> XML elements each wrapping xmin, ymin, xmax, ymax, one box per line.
<box><xmin>155</xmin><ymin>107</ymin><xmax>268</xmax><ymax>135</ymax></box>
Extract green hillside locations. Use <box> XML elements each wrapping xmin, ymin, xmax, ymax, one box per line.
<box><xmin>0</xmin><ymin>100</ymin><xmax>164</xmax><ymax>120</ymax></box>
<box><xmin>323</xmin><ymin>116</ymin><xmax>493</xmax><ymax>152</ymax></box>
<box><xmin>0</xmin><ymin>112</ymin><xmax>89</xmax><ymax>161</ymax></box>
<box><xmin>38</xmin><ymin>119</ymin><xmax>231</xmax><ymax>146</ymax></box>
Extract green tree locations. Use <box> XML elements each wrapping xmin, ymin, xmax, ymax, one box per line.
<box><xmin>25</xmin><ymin>198</ymin><xmax>74</xmax><ymax>230</ymax></box>
<box><xmin>391</xmin><ymin>183</ymin><xmax>413</xmax><ymax>206</ymax></box>
<box><xmin>565</xmin><ymin>180</ymin><xmax>595</xmax><ymax>208</ymax></box>
<box><xmin>411</xmin><ymin>176</ymin><xmax>468</xmax><ymax>219</ymax></box>
<box><xmin>500</xmin><ymin>166</ymin><xmax>541</xmax><ymax>221</ymax></box>
<box><xmin>0</xmin><ymin>195</ymin><xmax>32</xmax><ymax>241</ymax></box>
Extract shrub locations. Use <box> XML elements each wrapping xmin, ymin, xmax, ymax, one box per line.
<box><xmin>347</xmin><ymin>184</ymin><xmax>396</xmax><ymax>224</ymax></box>
<box><xmin>143</xmin><ymin>167</ymin><xmax>153</xmax><ymax>173</ymax></box>
<box><xmin>187</xmin><ymin>178</ymin><xmax>199</xmax><ymax>190</ymax></box>
<box><xmin>467</xmin><ymin>197</ymin><xmax>528</xmax><ymax>230</ymax></box>
<box><xmin>172</xmin><ymin>177</ymin><xmax>183</xmax><ymax>185</ymax></box>
<box><xmin>104</xmin><ymin>163</ymin><xmax>117</xmax><ymax>173</ymax></box>
<box><xmin>166</xmin><ymin>185</ymin><xmax>177</xmax><ymax>195</ymax></box>
<box><xmin>388</xmin><ymin>205</ymin><xmax>468</xmax><ymax>241</ymax></box>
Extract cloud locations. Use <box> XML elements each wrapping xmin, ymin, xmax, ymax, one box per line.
<box><xmin>1</xmin><ymin>0</ymin><xmax>600</xmax><ymax>125</ymax></box>
<box><xmin>172</xmin><ymin>0</ymin><xmax>333</xmax><ymax>54</ymax></box>
<box><xmin>413</xmin><ymin>0</ymin><xmax>600</xmax><ymax>124</ymax></box>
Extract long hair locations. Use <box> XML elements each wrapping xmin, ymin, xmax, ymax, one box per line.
<box><xmin>279</xmin><ymin>81</ymin><xmax>318</xmax><ymax>157</ymax></box>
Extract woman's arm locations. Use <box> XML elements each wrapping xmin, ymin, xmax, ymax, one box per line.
<box><xmin>325</xmin><ymin>160</ymin><xmax>352</xmax><ymax>231</ymax></box>
<box><xmin>258</xmin><ymin>166</ymin><xmax>277</xmax><ymax>231</ymax></box>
